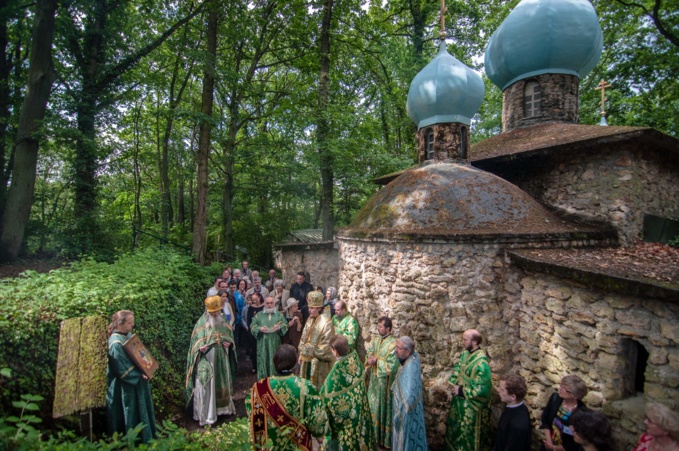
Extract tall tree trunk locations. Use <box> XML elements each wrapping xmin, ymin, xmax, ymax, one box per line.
<box><xmin>189</xmin><ymin>174</ymin><xmax>194</xmax><ymax>232</ymax></box>
<box><xmin>0</xmin><ymin>0</ymin><xmax>57</xmax><ymax>261</ymax></box>
<box><xmin>0</xmin><ymin>0</ymin><xmax>11</xmax><ymax>213</ymax></box>
<box><xmin>410</xmin><ymin>0</ymin><xmax>426</xmax><ymax>68</ymax></box>
<box><xmin>132</xmin><ymin>104</ymin><xmax>142</xmax><ymax>246</ymax></box>
<box><xmin>177</xmin><ymin>151</ymin><xmax>186</xmax><ymax>225</ymax></box>
<box><xmin>221</xmin><ymin>102</ymin><xmax>237</xmax><ymax>257</ymax></box>
<box><xmin>191</xmin><ymin>3</ymin><xmax>218</xmax><ymax>264</ymax></box>
<box><xmin>160</xmin><ymin>49</ymin><xmax>193</xmax><ymax>237</ymax></box>
<box><xmin>317</xmin><ymin>0</ymin><xmax>334</xmax><ymax>241</ymax></box>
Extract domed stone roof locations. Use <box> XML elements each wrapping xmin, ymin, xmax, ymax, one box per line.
<box><xmin>407</xmin><ymin>42</ymin><xmax>485</xmax><ymax>129</ymax></box>
<box><xmin>484</xmin><ymin>0</ymin><xmax>603</xmax><ymax>91</ymax></box>
<box><xmin>346</xmin><ymin>162</ymin><xmax>594</xmax><ymax>237</ymax></box>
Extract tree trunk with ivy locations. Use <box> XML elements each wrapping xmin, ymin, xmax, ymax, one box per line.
<box><xmin>0</xmin><ymin>0</ymin><xmax>57</xmax><ymax>262</ymax></box>
<box><xmin>192</xmin><ymin>2</ymin><xmax>218</xmax><ymax>264</ymax></box>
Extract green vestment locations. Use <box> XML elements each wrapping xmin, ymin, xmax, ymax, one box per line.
<box><xmin>186</xmin><ymin>312</ymin><xmax>237</xmax><ymax>426</ymax></box>
<box><xmin>251</xmin><ymin>309</ymin><xmax>288</xmax><ymax>380</ymax></box>
<box><xmin>444</xmin><ymin>349</ymin><xmax>492</xmax><ymax>451</ymax></box>
<box><xmin>321</xmin><ymin>350</ymin><xmax>376</xmax><ymax>451</ymax></box>
<box><xmin>332</xmin><ymin>313</ymin><xmax>360</xmax><ymax>351</ymax></box>
<box><xmin>366</xmin><ymin>333</ymin><xmax>399</xmax><ymax>448</ymax></box>
<box><xmin>106</xmin><ymin>332</ymin><xmax>157</xmax><ymax>443</ymax></box>
<box><xmin>246</xmin><ymin>374</ymin><xmax>327</xmax><ymax>450</ymax></box>
<box><xmin>299</xmin><ymin>312</ymin><xmax>335</xmax><ymax>388</ymax></box>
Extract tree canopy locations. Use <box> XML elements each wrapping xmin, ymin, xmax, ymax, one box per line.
<box><xmin>0</xmin><ymin>0</ymin><xmax>675</xmax><ymax>265</ymax></box>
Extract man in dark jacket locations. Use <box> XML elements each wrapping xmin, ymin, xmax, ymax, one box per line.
<box><xmin>289</xmin><ymin>271</ymin><xmax>313</xmax><ymax>321</ymax></box>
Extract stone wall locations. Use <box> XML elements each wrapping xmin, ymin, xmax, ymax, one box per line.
<box><xmin>338</xmin><ymin>234</ymin><xmax>679</xmax><ymax>449</ymax></box>
<box><xmin>513</xmin><ymin>269</ymin><xmax>679</xmax><ymax>449</ymax></box>
<box><xmin>502</xmin><ymin>74</ymin><xmax>579</xmax><ymax>132</ymax></box>
<box><xmin>491</xmin><ymin>145</ymin><xmax>679</xmax><ymax>245</ymax></box>
<box><xmin>417</xmin><ymin>122</ymin><xmax>470</xmax><ymax>162</ymax></box>
<box><xmin>273</xmin><ymin>242</ymin><xmax>339</xmax><ymax>290</ymax></box>
<box><xmin>338</xmin><ymin>237</ymin><xmax>516</xmax><ymax>448</ymax></box>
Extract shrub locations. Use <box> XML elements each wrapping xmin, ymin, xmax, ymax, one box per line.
<box><xmin>0</xmin><ymin>247</ymin><xmax>216</xmax><ymax>418</ymax></box>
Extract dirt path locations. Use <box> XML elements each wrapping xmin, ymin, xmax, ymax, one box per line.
<box><xmin>0</xmin><ymin>257</ymin><xmax>66</xmax><ymax>279</ymax></box>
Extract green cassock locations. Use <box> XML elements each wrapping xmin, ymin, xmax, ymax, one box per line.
<box><xmin>332</xmin><ymin>313</ymin><xmax>360</xmax><ymax>351</ymax></box>
<box><xmin>365</xmin><ymin>333</ymin><xmax>399</xmax><ymax>448</ymax></box>
<box><xmin>321</xmin><ymin>350</ymin><xmax>376</xmax><ymax>451</ymax></box>
<box><xmin>106</xmin><ymin>332</ymin><xmax>157</xmax><ymax>444</ymax></box>
<box><xmin>185</xmin><ymin>312</ymin><xmax>237</xmax><ymax>426</ymax></box>
<box><xmin>245</xmin><ymin>374</ymin><xmax>327</xmax><ymax>450</ymax></box>
<box><xmin>444</xmin><ymin>349</ymin><xmax>492</xmax><ymax>451</ymax></box>
<box><xmin>250</xmin><ymin>309</ymin><xmax>288</xmax><ymax>380</ymax></box>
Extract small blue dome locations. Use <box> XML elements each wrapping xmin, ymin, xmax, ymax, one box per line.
<box><xmin>484</xmin><ymin>0</ymin><xmax>603</xmax><ymax>91</ymax></box>
<box><xmin>407</xmin><ymin>42</ymin><xmax>485</xmax><ymax>129</ymax></box>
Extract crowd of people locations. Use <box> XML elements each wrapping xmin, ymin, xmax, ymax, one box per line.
<box><xmin>105</xmin><ymin>262</ymin><xmax>679</xmax><ymax>451</ymax></box>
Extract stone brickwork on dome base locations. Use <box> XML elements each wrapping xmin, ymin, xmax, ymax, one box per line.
<box><xmin>273</xmin><ymin>242</ymin><xmax>338</xmax><ymax>290</ymax></box>
<box><xmin>502</xmin><ymin>73</ymin><xmax>579</xmax><ymax>132</ymax></box>
<box><xmin>416</xmin><ymin>123</ymin><xmax>470</xmax><ymax>162</ymax></box>
<box><xmin>338</xmin><ymin>234</ymin><xmax>679</xmax><ymax>450</ymax></box>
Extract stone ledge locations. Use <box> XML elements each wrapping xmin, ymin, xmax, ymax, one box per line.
<box><xmin>273</xmin><ymin>241</ymin><xmax>337</xmax><ymax>251</ymax></box>
<box><xmin>338</xmin><ymin>228</ymin><xmax>616</xmax><ymax>246</ymax></box>
<box><xmin>509</xmin><ymin>250</ymin><xmax>679</xmax><ymax>302</ymax></box>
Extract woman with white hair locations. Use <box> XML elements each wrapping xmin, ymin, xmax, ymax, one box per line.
<box><xmin>324</xmin><ymin>286</ymin><xmax>339</xmax><ymax>316</ymax></box>
<box><xmin>272</xmin><ymin>279</ymin><xmax>290</xmax><ymax>311</ymax></box>
<box><xmin>634</xmin><ymin>402</ymin><xmax>679</xmax><ymax>451</ymax></box>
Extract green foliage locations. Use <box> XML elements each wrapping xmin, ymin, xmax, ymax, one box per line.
<box><xmin>669</xmin><ymin>235</ymin><xmax>679</xmax><ymax>248</ymax></box>
<box><xmin>0</xmin><ymin>247</ymin><xmax>214</xmax><ymax>417</ymax></box>
<box><xmin>193</xmin><ymin>418</ymin><xmax>266</xmax><ymax>450</ymax></box>
<box><xmin>0</xmin><ymin>410</ymin><xmax>258</xmax><ymax>450</ymax></box>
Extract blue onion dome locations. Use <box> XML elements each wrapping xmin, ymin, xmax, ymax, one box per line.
<box><xmin>406</xmin><ymin>42</ymin><xmax>485</xmax><ymax>129</ymax></box>
<box><xmin>484</xmin><ymin>0</ymin><xmax>604</xmax><ymax>91</ymax></box>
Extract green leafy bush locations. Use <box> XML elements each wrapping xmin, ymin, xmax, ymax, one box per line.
<box><xmin>669</xmin><ymin>234</ymin><xmax>679</xmax><ymax>248</ymax></box>
<box><xmin>0</xmin><ymin>247</ymin><xmax>216</xmax><ymax>418</ymax></box>
<box><xmin>1</xmin><ymin>416</ymin><xmax>257</xmax><ymax>450</ymax></box>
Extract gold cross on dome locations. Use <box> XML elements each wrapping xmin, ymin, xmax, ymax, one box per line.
<box><xmin>595</xmin><ymin>79</ymin><xmax>612</xmax><ymax>117</ymax></box>
<box><xmin>439</xmin><ymin>0</ymin><xmax>448</xmax><ymax>38</ymax></box>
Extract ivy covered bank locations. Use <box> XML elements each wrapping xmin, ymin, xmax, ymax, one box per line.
<box><xmin>0</xmin><ymin>248</ymin><xmax>254</xmax><ymax>448</ymax></box>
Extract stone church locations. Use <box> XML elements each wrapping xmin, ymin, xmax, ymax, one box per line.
<box><xmin>275</xmin><ymin>0</ymin><xmax>679</xmax><ymax>448</ymax></box>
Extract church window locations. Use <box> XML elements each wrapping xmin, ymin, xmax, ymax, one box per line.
<box><xmin>426</xmin><ymin>128</ymin><xmax>434</xmax><ymax>160</ymax></box>
<box><xmin>524</xmin><ymin>81</ymin><xmax>542</xmax><ymax>118</ymax></box>
<box><xmin>620</xmin><ymin>338</ymin><xmax>649</xmax><ymax>396</ymax></box>
<box><xmin>460</xmin><ymin>127</ymin><xmax>468</xmax><ymax>159</ymax></box>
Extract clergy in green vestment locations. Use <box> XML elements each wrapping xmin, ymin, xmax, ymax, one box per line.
<box><xmin>246</xmin><ymin>344</ymin><xmax>327</xmax><ymax>451</ymax></box>
<box><xmin>366</xmin><ymin>316</ymin><xmax>399</xmax><ymax>448</ymax></box>
<box><xmin>444</xmin><ymin>329</ymin><xmax>492</xmax><ymax>451</ymax></box>
<box><xmin>251</xmin><ymin>295</ymin><xmax>288</xmax><ymax>380</ymax></box>
<box><xmin>321</xmin><ymin>334</ymin><xmax>376</xmax><ymax>451</ymax></box>
<box><xmin>186</xmin><ymin>296</ymin><xmax>237</xmax><ymax>426</ymax></box>
<box><xmin>298</xmin><ymin>291</ymin><xmax>335</xmax><ymax>388</ymax></box>
<box><xmin>332</xmin><ymin>301</ymin><xmax>360</xmax><ymax>351</ymax></box>
<box><xmin>106</xmin><ymin>310</ymin><xmax>157</xmax><ymax>444</ymax></box>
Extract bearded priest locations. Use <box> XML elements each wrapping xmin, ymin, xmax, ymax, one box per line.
<box><xmin>185</xmin><ymin>295</ymin><xmax>237</xmax><ymax>426</ymax></box>
<box><xmin>250</xmin><ymin>295</ymin><xmax>288</xmax><ymax>379</ymax></box>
